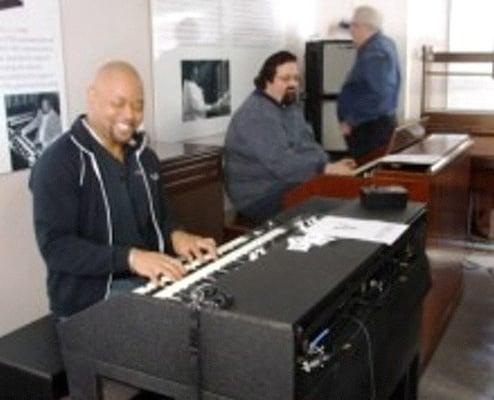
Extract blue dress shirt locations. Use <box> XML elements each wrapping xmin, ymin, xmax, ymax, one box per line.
<box><xmin>337</xmin><ymin>32</ymin><xmax>401</xmax><ymax>127</ymax></box>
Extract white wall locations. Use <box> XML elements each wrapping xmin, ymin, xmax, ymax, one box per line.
<box><xmin>60</xmin><ymin>0</ymin><xmax>154</xmax><ymax>136</ymax></box>
<box><xmin>0</xmin><ymin>170</ymin><xmax>48</xmax><ymax>336</ymax></box>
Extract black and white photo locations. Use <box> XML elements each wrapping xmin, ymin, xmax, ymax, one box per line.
<box><xmin>181</xmin><ymin>60</ymin><xmax>230</xmax><ymax>122</ymax></box>
<box><xmin>5</xmin><ymin>91</ymin><xmax>62</xmax><ymax>170</ymax></box>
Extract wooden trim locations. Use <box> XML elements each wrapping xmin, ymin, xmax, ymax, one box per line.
<box><xmin>431</xmin><ymin>52</ymin><xmax>494</xmax><ymax>63</ymax></box>
<box><xmin>423</xmin><ymin>111</ymin><xmax>494</xmax><ymax>136</ymax></box>
<box><xmin>421</xmin><ymin>47</ymin><xmax>494</xmax><ymax>114</ymax></box>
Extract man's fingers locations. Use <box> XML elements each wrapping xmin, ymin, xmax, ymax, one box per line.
<box><xmin>150</xmin><ymin>270</ymin><xmax>175</xmax><ymax>286</ymax></box>
<box><xmin>149</xmin><ymin>255</ymin><xmax>185</xmax><ymax>281</ymax></box>
<box><xmin>161</xmin><ymin>254</ymin><xmax>183</xmax><ymax>268</ymax></box>
<box><xmin>161</xmin><ymin>263</ymin><xmax>185</xmax><ymax>280</ymax></box>
<box><xmin>169</xmin><ymin>256</ymin><xmax>187</xmax><ymax>273</ymax></box>
<box><xmin>188</xmin><ymin>243</ymin><xmax>203</xmax><ymax>261</ymax></box>
<box><xmin>341</xmin><ymin>158</ymin><xmax>356</xmax><ymax>168</ymax></box>
<box><xmin>156</xmin><ymin>267</ymin><xmax>180</xmax><ymax>282</ymax></box>
<box><xmin>150</xmin><ymin>273</ymin><xmax>160</xmax><ymax>286</ymax></box>
<box><xmin>130</xmin><ymin>249</ymin><xmax>189</xmax><ymax>284</ymax></box>
<box><xmin>181</xmin><ymin>249</ymin><xmax>195</xmax><ymax>263</ymax></box>
<box><xmin>197</xmin><ymin>238</ymin><xmax>217</xmax><ymax>258</ymax></box>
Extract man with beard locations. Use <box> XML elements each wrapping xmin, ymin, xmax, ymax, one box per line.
<box><xmin>30</xmin><ymin>61</ymin><xmax>217</xmax><ymax>319</ymax></box>
<box><xmin>224</xmin><ymin>51</ymin><xmax>355</xmax><ymax>223</ymax></box>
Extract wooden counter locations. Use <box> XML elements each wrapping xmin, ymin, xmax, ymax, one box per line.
<box><xmin>151</xmin><ymin>136</ymin><xmax>225</xmax><ymax>243</ymax></box>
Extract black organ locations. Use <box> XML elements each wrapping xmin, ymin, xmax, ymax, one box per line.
<box><xmin>59</xmin><ymin>198</ymin><xmax>430</xmax><ymax>400</ymax></box>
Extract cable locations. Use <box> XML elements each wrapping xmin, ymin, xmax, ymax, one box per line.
<box><xmin>344</xmin><ymin>315</ymin><xmax>376</xmax><ymax>400</ymax></box>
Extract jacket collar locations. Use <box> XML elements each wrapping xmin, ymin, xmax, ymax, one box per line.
<box><xmin>69</xmin><ymin>114</ymin><xmax>147</xmax><ymax>156</ymax></box>
<box><xmin>358</xmin><ymin>31</ymin><xmax>381</xmax><ymax>54</ymax></box>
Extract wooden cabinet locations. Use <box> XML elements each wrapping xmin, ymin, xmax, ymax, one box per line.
<box><xmin>153</xmin><ymin>141</ymin><xmax>224</xmax><ymax>243</ymax></box>
<box><xmin>423</xmin><ymin>111</ymin><xmax>494</xmax><ymax>239</ymax></box>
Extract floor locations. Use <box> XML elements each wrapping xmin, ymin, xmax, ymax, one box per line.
<box><xmin>419</xmin><ymin>248</ymin><xmax>494</xmax><ymax>400</ymax></box>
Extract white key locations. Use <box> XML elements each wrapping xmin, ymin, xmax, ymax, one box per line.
<box><xmin>153</xmin><ymin>228</ymin><xmax>287</xmax><ymax>299</ymax></box>
<box><xmin>132</xmin><ymin>234</ymin><xmax>251</xmax><ymax>295</ymax></box>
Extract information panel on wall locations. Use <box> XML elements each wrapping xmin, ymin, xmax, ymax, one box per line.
<box><xmin>151</xmin><ymin>0</ymin><xmax>286</xmax><ymax>142</ymax></box>
<box><xmin>0</xmin><ymin>0</ymin><xmax>67</xmax><ymax>174</ymax></box>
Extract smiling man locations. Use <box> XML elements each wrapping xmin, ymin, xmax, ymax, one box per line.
<box><xmin>30</xmin><ymin>61</ymin><xmax>216</xmax><ymax>319</ymax></box>
<box><xmin>224</xmin><ymin>51</ymin><xmax>354</xmax><ymax>223</ymax></box>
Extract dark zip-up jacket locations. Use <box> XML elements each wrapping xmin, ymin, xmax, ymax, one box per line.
<box><xmin>29</xmin><ymin>115</ymin><xmax>177</xmax><ymax>317</ymax></box>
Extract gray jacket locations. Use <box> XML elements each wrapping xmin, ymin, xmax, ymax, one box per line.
<box><xmin>224</xmin><ymin>90</ymin><xmax>328</xmax><ymax>211</ymax></box>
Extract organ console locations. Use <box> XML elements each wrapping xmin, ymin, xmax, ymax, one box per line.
<box><xmin>284</xmin><ymin>133</ymin><xmax>473</xmax><ymax>242</ymax></box>
<box><xmin>282</xmin><ymin>132</ymin><xmax>472</xmax><ymax>373</ymax></box>
<box><xmin>59</xmin><ymin>198</ymin><xmax>430</xmax><ymax>400</ymax></box>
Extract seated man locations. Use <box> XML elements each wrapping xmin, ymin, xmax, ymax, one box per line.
<box><xmin>224</xmin><ymin>51</ymin><xmax>354</xmax><ymax>223</ymax></box>
<box><xmin>30</xmin><ymin>61</ymin><xmax>216</xmax><ymax>319</ymax></box>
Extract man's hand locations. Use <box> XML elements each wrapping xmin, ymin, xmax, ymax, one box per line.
<box><xmin>323</xmin><ymin>158</ymin><xmax>356</xmax><ymax>175</ymax></box>
<box><xmin>215</xmin><ymin>92</ymin><xmax>230</xmax><ymax>108</ymax></box>
<box><xmin>171</xmin><ymin>230</ymin><xmax>217</xmax><ymax>262</ymax></box>
<box><xmin>340</xmin><ymin>122</ymin><xmax>352</xmax><ymax>136</ymax></box>
<box><xmin>128</xmin><ymin>248</ymin><xmax>186</xmax><ymax>286</ymax></box>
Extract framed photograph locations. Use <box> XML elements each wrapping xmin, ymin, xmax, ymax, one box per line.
<box><xmin>181</xmin><ymin>60</ymin><xmax>231</xmax><ymax>122</ymax></box>
<box><xmin>5</xmin><ymin>92</ymin><xmax>62</xmax><ymax>171</ymax></box>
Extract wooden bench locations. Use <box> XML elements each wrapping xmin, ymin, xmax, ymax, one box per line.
<box><xmin>0</xmin><ymin>315</ymin><xmax>67</xmax><ymax>399</ymax></box>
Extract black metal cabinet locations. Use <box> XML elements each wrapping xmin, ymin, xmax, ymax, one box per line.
<box><xmin>305</xmin><ymin>40</ymin><xmax>355</xmax><ymax>152</ymax></box>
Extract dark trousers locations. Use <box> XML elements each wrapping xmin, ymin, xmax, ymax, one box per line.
<box><xmin>345</xmin><ymin>115</ymin><xmax>396</xmax><ymax>160</ymax></box>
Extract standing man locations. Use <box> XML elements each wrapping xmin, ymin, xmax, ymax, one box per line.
<box><xmin>30</xmin><ymin>61</ymin><xmax>216</xmax><ymax>319</ymax></box>
<box><xmin>225</xmin><ymin>51</ymin><xmax>354</xmax><ymax>224</ymax></box>
<box><xmin>338</xmin><ymin>5</ymin><xmax>401</xmax><ymax>161</ymax></box>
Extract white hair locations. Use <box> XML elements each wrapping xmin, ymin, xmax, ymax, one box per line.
<box><xmin>352</xmin><ymin>5</ymin><xmax>383</xmax><ymax>32</ymax></box>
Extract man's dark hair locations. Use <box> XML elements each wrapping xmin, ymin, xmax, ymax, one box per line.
<box><xmin>38</xmin><ymin>94</ymin><xmax>60</xmax><ymax>114</ymax></box>
<box><xmin>39</xmin><ymin>95</ymin><xmax>53</xmax><ymax>107</ymax></box>
<box><xmin>254</xmin><ymin>51</ymin><xmax>297</xmax><ymax>90</ymax></box>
